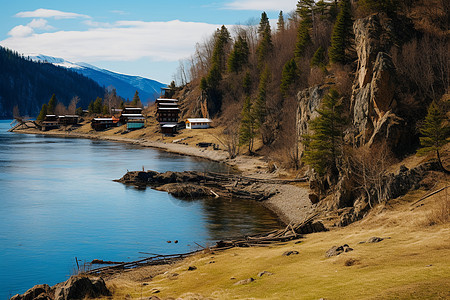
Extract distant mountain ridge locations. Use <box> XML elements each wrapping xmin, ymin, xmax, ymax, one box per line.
<box><xmin>0</xmin><ymin>47</ymin><xmax>105</xmax><ymax>118</ymax></box>
<box><xmin>29</xmin><ymin>54</ymin><xmax>167</xmax><ymax>105</ymax></box>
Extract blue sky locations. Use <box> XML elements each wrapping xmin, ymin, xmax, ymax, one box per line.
<box><xmin>0</xmin><ymin>0</ymin><xmax>298</xmax><ymax>84</ymax></box>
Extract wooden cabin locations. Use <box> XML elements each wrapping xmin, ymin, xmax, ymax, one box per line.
<box><xmin>41</xmin><ymin>115</ymin><xmax>59</xmax><ymax>131</ymax></box>
<box><xmin>91</xmin><ymin>117</ymin><xmax>119</xmax><ymax>131</ymax></box>
<box><xmin>156</xmin><ymin>98</ymin><xmax>179</xmax><ymax>124</ymax></box>
<box><xmin>185</xmin><ymin>118</ymin><xmax>212</xmax><ymax>129</ymax></box>
<box><xmin>119</xmin><ymin>107</ymin><xmax>144</xmax><ymax>125</ymax></box>
<box><xmin>58</xmin><ymin>115</ymin><xmax>79</xmax><ymax>126</ymax></box>
<box><xmin>161</xmin><ymin>123</ymin><xmax>177</xmax><ymax>136</ymax></box>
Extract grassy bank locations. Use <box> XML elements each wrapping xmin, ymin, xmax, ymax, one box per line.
<box><xmin>101</xmin><ymin>186</ymin><xmax>449</xmax><ymax>300</ymax></box>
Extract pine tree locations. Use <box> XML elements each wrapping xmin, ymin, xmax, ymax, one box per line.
<box><xmin>47</xmin><ymin>94</ymin><xmax>57</xmax><ymax>114</ymax></box>
<box><xmin>88</xmin><ymin>101</ymin><xmax>94</xmax><ymax>114</ymax></box>
<box><xmin>280</xmin><ymin>58</ymin><xmax>299</xmax><ymax>97</ymax></box>
<box><xmin>328</xmin><ymin>0</ymin><xmax>353</xmax><ymax>64</ymax></box>
<box><xmin>228</xmin><ymin>35</ymin><xmax>249</xmax><ymax>73</ymax></box>
<box><xmin>131</xmin><ymin>90</ymin><xmax>141</xmax><ymax>107</ymax></box>
<box><xmin>258</xmin><ymin>12</ymin><xmax>270</xmax><ymax>36</ymax></box>
<box><xmin>37</xmin><ymin>103</ymin><xmax>47</xmax><ymax>121</ymax></box>
<box><xmin>239</xmin><ymin>95</ymin><xmax>257</xmax><ymax>153</ymax></box>
<box><xmin>256</xmin><ymin>12</ymin><xmax>273</xmax><ymax>67</ymax></box>
<box><xmin>295</xmin><ymin>0</ymin><xmax>315</xmax><ymax>59</ymax></box>
<box><xmin>302</xmin><ymin>89</ymin><xmax>346</xmax><ymax>176</ymax></box>
<box><xmin>277</xmin><ymin>11</ymin><xmax>285</xmax><ymax>32</ymax></box>
<box><xmin>93</xmin><ymin>97</ymin><xmax>103</xmax><ymax>114</ymax></box>
<box><xmin>253</xmin><ymin>66</ymin><xmax>270</xmax><ymax>128</ymax></box>
<box><xmin>418</xmin><ymin>101</ymin><xmax>450</xmax><ymax>172</ymax></box>
<box><xmin>311</xmin><ymin>46</ymin><xmax>326</xmax><ymax>67</ymax></box>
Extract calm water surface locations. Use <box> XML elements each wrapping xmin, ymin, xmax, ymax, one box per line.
<box><xmin>0</xmin><ymin>120</ymin><xmax>282</xmax><ymax>299</ymax></box>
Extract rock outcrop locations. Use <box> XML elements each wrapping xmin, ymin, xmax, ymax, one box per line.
<box><xmin>10</xmin><ymin>276</ymin><xmax>110</xmax><ymax>300</ymax></box>
<box><xmin>350</xmin><ymin>13</ymin><xmax>408</xmax><ymax>149</ymax></box>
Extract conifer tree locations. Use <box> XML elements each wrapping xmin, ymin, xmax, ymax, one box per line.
<box><xmin>201</xmin><ymin>25</ymin><xmax>230</xmax><ymax>115</ymax></box>
<box><xmin>328</xmin><ymin>0</ymin><xmax>353</xmax><ymax>64</ymax></box>
<box><xmin>280</xmin><ymin>58</ymin><xmax>299</xmax><ymax>97</ymax></box>
<box><xmin>256</xmin><ymin>12</ymin><xmax>273</xmax><ymax>67</ymax></box>
<box><xmin>418</xmin><ymin>101</ymin><xmax>450</xmax><ymax>172</ymax></box>
<box><xmin>228</xmin><ymin>35</ymin><xmax>249</xmax><ymax>73</ymax></box>
<box><xmin>37</xmin><ymin>103</ymin><xmax>47</xmax><ymax>121</ymax></box>
<box><xmin>311</xmin><ymin>46</ymin><xmax>326</xmax><ymax>67</ymax></box>
<box><xmin>88</xmin><ymin>101</ymin><xmax>94</xmax><ymax>114</ymax></box>
<box><xmin>239</xmin><ymin>95</ymin><xmax>257</xmax><ymax>153</ymax></box>
<box><xmin>131</xmin><ymin>90</ymin><xmax>141</xmax><ymax>107</ymax></box>
<box><xmin>302</xmin><ymin>89</ymin><xmax>346</xmax><ymax>176</ymax></box>
<box><xmin>93</xmin><ymin>97</ymin><xmax>103</xmax><ymax>114</ymax></box>
<box><xmin>277</xmin><ymin>11</ymin><xmax>285</xmax><ymax>32</ymax></box>
<box><xmin>295</xmin><ymin>0</ymin><xmax>315</xmax><ymax>59</ymax></box>
<box><xmin>253</xmin><ymin>66</ymin><xmax>270</xmax><ymax>128</ymax></box>
<box><xmin>258</xmin><ymin>12</ymin><xmax>270</xmax><ymax>36</ymax></box>
<box><xmin>47</xmin><ymin>94</ymin><xmax>57</xmax><ymax>114</ymax></box>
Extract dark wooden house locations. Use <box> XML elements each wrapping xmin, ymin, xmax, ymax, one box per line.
<box><xmin>91</xmin><ymin>117</ymin><xmax>119</xmax><ymax>131</ymax></box>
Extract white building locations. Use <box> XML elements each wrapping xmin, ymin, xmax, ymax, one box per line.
<box><xmin>185</xmin><ymin>118</ymin><xmax>212</xmax><ymax>129</ymax></box>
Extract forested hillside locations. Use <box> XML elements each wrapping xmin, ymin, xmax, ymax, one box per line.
<box><xmin>0</xmin><ymin>47</ymin><xmax>105</xmax><ymax>118</ymax></box>
<box><xmin>173</xmin><ymin>0</ymin><xmax>449</xmax><ymax>223</ymax></box>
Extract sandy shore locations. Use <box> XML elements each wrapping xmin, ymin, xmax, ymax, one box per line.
<box><xmin>12</xmin><ymin>127</ymin><xmax>312</xmax><ymax>224</ymax></box>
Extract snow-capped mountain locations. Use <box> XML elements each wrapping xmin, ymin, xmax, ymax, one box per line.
<box><xmin>29</xmin><ymin>54</ymin><xmax>166</xmax><ymax>104</ymax></box>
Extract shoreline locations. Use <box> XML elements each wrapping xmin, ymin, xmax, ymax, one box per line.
<box><xmin>12</xmin><ymin>127</ymin><xmax>313</xmax><ymax>225</ymax></box>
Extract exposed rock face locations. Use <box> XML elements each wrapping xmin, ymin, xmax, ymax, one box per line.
<box><xmin>296</xmin><ymin>85</ymin><xmax>330</xmax><ymax>156</ymax></box>
<box><xmin>54</xmin><ymin>276</ymin><xmax>110</xmax><ymax>300</ymax></box>
<box><xmin>351</xmin><ymin>13</ymin><xmax>407</xmax><ymax>150</ymax></box>
<box><xmin>10</xmin><ymin>276</ymin><xmax>110</xmax><ymax>300</ymax></box>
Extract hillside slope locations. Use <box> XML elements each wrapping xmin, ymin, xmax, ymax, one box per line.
<box><xmin>0</xmin><ymin>47</ymin><xmax>105</xmax><ymax>118</ymax></box>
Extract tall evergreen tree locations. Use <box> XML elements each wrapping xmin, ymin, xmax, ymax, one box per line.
<box><xmin>418</xmin><ymin>101</ymin><xmax>450</xmax><ymax>172</ymax></box>
<box><xmin>201</xmin><ymin>25</ymin><xmax>230</xmax><ymax>115</ymax></box>
<box><xmin>93</xmin><ymin>97</ymin><xmax>103</xmax><ymax>114</ymax></box>
<box><xmin>253</xmin><ymin>66</ymin><xmax>270</xmax><ymax>128</ymax></box>
<box><xmin>311</xmin><ymin>46</ymin><xmax>326</xmax><ymax>67</ymax></box>
<box><xmin>228</xmin><ymin>35</ymin><xmax>249</xmax><ymax>73</ymax></box>
<box><xmin>280</xmin><ymin>58</ymin><xmax>299</xmax><ymax>97</ymax></box>
<box><xmin>295</xmin><ymin>0</ymin><xmax>315</xmax><ymax>59</ymax></box>
<box><xmin>302</xmin><ymin>89</ymin><xmax>346</xmax><ymax>176</ymax></box>
<box><xmin>256</xmin><ymin>12</ymin><xmax>273</xmax><ymax>67</ymax></box>
<box><xmin>47</xmin><ymin>94</ymin><xmax>57</xmax><ymax>115</ymax></box>
<box><xmin>328</xmin><ymin>0</ymin><xmax>353</xmax><ymax>64</ymax></box>
<box><xmin>37</xmin><ymin>104</ymin><xmax>47</xmax><ymax>121</ymax></box>
<box><xmin>277</xmin><ymin>11</ymin><xmax>285</xmax><ymax>32</ymax></box>
<box><xmin>239</xmin><ymin>95</ymin><xmax>257</xmax><ymax>153</ymax></box>
<box><xmin>258</xmin><ymin>12</ymin><xmax>270</xmax><ymax>36</ymax></box>
<box><xmin>131</xmin><ymin>90</ymin><xmax>141</xmax><ymax>107</ymax></box>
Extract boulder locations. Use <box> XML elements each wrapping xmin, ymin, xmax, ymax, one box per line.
<box><xmin>234</xmin><ymin>278</ymin><xmax>255</xmax><ymax>285</ymax></box>
<box><xmin>53</xmin><ymin>276</ymin><xmax>110</xmax><ymax>300</ymax></box>
<box><xmin>326</xmin><ymin>244</ymin><xmax>353</xmax><ymax>257</ymax></box>
<box><xmin>10</xmin><ymin>284</ymin><xmax>51</xmax><ymax>300</ymax></box>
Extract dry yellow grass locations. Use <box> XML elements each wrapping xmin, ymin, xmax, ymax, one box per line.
<box><xmin>100</xmin><ymin>183</ymin><xmax>450</xmax><ymax>300</ymax></box>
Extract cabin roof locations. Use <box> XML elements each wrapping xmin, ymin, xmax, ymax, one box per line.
<box><xmin>186</xmin><ymin>118</ymin><xmax>212</xmax><ymax>123</ymax></box>
<box><xmin>157</xmin><ymin>108</ymin><xmax>180</xmax><ymax>111</ymax></box>
<box><xmin>93</xmin><ymin>118</ymin><xmax>113</xmax><ymax>121</ymax></box>
<box><xmin>121</xmin><ymin>114</ymin><xmax>144</xmax><ymax>117</ymax></box>
<box><xmin>156</xmin><ymin>98</ymin><xmax>178</xmax><ymax>102</ymax></box>
<box><xmin>161</xmin><ymin>124</ymin><xmax>177</xmax><ymax>128</ymax></box>
<box><xmin>123</xmin><ymin>107</ymin><xmax>142</xmax><ymax>110</ymax></box>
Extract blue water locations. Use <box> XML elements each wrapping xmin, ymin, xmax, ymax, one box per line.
<box><xmin>0</xmin><ymin>120</ymin><xmax>282</xmax><ymax>299</ymax></box>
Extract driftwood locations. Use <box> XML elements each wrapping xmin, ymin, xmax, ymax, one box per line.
<box><xmin>115</xmin><ymin>170</ymin><xmax>307</xmax><ymax>201</ymax></box>
<box><xmin>83</xmin><ymin>213</ymin><xmax>326</xmax><ymax>276</ymax></box>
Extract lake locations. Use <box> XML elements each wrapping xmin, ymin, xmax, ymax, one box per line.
<box><xmin>0</xmin><ymin>120</ymin><xmax>282</xmax><ymax>299</ymax></box>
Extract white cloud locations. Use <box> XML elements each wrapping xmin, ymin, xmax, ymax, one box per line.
<box><xmin>15</xmin><ymin>8</ymin><xmax>90</xmax><ymax>19</ymax></box>
<box><xmin>7</xmin><ymin>25</ymin><xmax>33</xmax><ymax>37</ymax></box>
<box><xmin>224</xmin><ymin>0</ymin><xmax>297</xmax><ymax>11</ymax></box>
<box><xmin>1</xmin><ymin>19</ymin><xmax>221</xmax><ymax>63</ymax></box>
<box><xmin>28</xmin><ymin>19</ymin><xmax>54</xmax><ymax>30</ymax></box>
